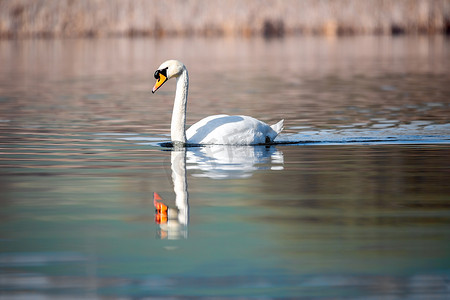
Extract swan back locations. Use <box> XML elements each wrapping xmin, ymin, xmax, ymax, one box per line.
<box><xmin>186</xmin><ymin>115</ymin><xmax>283</xmax><ymax>145</ymax></box>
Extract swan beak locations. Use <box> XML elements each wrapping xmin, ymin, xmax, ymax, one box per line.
<box><xmin>154</xmin><ymin>192</ymin><xmax>168</xmax><ymax>224</ymax></box>
<box><xmin>152</xmin><ymin>73</ymin><xmax>168</xmax><ymax>93</ymax></box>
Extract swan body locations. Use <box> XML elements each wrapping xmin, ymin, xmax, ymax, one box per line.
<box><xmin>187</xmin><ymin>114</ymin><xmax>283</xmax><ymax>145</ymax></box>
<box><xmin>152</xmin><ymin>60</ymin><xmax>283</xmax><ymax>145</ymax></box>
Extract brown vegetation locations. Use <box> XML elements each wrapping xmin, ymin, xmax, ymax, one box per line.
<box><xmin>0</xmin><ymin>0</ymin><xmax>449</xmax><ymax>38</ymax></box>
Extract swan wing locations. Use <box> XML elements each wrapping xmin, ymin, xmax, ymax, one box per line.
<box><xmin>186</xmin><ymin>115</ymin><xmax>282</xmax><ymax>145</ymax></box>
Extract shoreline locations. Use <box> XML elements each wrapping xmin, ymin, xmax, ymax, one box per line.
<box><xmin>0</xmin><ymin>0</ymin><xmax>449</xmax><ymax>39</ymax></box>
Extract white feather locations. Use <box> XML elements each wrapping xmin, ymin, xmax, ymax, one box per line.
<box><xmin>187</xmin><ymin>115</ymin><xmax>283</xmax><ymax>145</ymax></box>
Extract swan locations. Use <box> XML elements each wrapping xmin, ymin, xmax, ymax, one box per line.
<box><xmin>152</xmin><ymin>60</ymin><xmax>283</xmax><ymax>146</ymax></box>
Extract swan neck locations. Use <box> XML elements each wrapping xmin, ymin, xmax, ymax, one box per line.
<box><xmin>171</xmin><ymin>67</ymin><xmax>188</xmax><ymax>144</ymax></box>
<box><xmin>171</xmin><ymin>149</ymin><xmax>189</xmax><ymax>225</ymax></box>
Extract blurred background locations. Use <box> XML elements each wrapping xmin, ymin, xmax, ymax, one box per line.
<box><xmin>1</xmin><ymin>0</ymin><xmax>449</xmax><ymax>38</ymax></box>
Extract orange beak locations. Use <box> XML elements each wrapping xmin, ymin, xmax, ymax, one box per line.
<box><xmin>154</xmin><ymin>192</ymin><xmax>168</xmax><ymax>224</ymax></box>
<box><xmin>154</xmin><ymin>192</ymin><xmax>167</xmax><ymax>211</ymax></box>
<box><xmin>153</xmin><ymin>192</ymin><xmax>163</xmax><ymax>202</ymax></box>
<box><xmin>152</xmin><ymin>73</ymin><xmax>167</xmax><ymax>93</ymax></box>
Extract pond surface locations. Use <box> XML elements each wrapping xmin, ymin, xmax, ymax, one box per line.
<box><xmin>0</xmin><ymin>36</ymin><xmax>449</xmax><ymax>298</ymax></box>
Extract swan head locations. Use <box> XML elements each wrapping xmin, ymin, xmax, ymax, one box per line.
<box><xmin>152</xmin><ymin>60</ymin><xmax>185</xmax><ymax>93</ymax></box>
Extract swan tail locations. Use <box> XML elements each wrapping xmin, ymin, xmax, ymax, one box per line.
<box><xmin>270</xmin><ymin>119</ymin><xmax>284</xmax><ymax>134</ymax></box>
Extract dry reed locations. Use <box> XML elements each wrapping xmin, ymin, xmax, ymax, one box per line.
<box><xmin>0</xmin><ymin>0</ymin><xmax>449</xmax><ymax>38</ymax></box>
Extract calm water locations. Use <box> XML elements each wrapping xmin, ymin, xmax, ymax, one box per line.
<box><xmin>0</xmin><ymin>36</ymin><xmax>450</xmax><ymax>298</ymax></box>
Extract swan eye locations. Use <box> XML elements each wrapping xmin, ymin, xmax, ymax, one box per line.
<box><xmin>160</xmin><ymin>68</ymin><xmax>168</xmax><ymax>78</ymax></box>
<box><xmin>154</xmin><ymin>67</ymin><xmax>168</xmax><ymax>80</ymax></box>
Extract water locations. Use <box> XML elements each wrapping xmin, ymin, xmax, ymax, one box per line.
<box><xmin>0</xmin><ymin>36</ymin><xmax>449</xmax><ymax>298</ymax></box>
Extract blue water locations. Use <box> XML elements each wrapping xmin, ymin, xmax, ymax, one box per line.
<box><xmin>0</xmin><ymin>36</ymin><xmax>449</xmax><ymax>298</ymax></box>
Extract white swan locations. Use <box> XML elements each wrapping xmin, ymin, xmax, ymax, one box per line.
<box><xmin>152</xmin><ymin>60</ymin><xmax>284</xmax><ymax>146</ymax></box>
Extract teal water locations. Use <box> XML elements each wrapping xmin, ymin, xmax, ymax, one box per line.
<box><xmin>0</xmin><ymin>36</ymin><xmax>449</xmax><ymax>298</ymax></box>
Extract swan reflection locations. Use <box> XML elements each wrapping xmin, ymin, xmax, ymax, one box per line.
<box><xmin>154</xmin><ymin>149</ymin><xmax>189</xmax><ymax>239</ymax></box>
<box><xmin>154</xmin><ymin>145</ymin><xmax>283</xmax><ymax>239</ymax></box>
<box><xmin>187</xmin><ymin>145</ymin><xmax>284</xmax><ymax>179</ymax></box>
